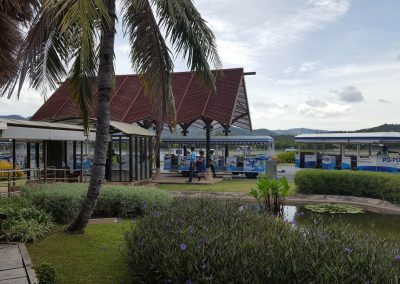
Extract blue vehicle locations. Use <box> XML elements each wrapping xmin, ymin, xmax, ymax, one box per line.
<box><xmin>162</xmin><ymin>136</ymin><xmax>275</xmax><ymax>178</ymax></box>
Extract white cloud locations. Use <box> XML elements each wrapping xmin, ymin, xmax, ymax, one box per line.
<box><xmin>298</xmin><ymin>100</ymin><xmax>352</xmax><ymax>118</ymax></box>
<box><xmin>299</xmin><ymin>61</ymin><xmax>318</xmax><ymax>72</ymax></box>
<box><xmin>284</xmin><ymin>66</ymin><xmax>294</xmax><ymax>74</ymax></box>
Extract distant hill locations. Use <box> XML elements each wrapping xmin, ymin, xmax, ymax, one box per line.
<box><xmin>0</xmin><ymin>115</ymin><xmax>28</xmax><ymax>120</ymax></box>
<box><xmin>357</xmin><ymin>123</ymin><xmax>400</xmax><ymax>133</ymax></box>
<box><xmin>272</xmin><ymin>128</ymin><xmax>327</xmax><ymax>136</ymax></box>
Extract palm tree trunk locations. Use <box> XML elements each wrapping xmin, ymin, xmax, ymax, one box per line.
<box><xmin>67</xmin><ymin>0</ymin><xmax>116</xmax><ymax>233</ymax></box>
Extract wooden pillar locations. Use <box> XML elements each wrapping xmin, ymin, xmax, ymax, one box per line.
<box><xmin>129</xmin><ymin>136</ymin><xmax>133</xmax><ymax>182</ymax></box>
<box><xmin>223</xmin><ymin>126</ymin><xmax>230</xmax><ymax>162</ymax></box>
<box><xmin>204</xmin><ymin>119</ymin><xmax>212</xmax><ymax>169</ymax></box>
<box><xmin>144</xmin><ymin>137</ymin><xmax>148</xmax><ymax>179</ymax></box>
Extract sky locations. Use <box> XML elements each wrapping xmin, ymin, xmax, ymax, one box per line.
<box><xmin>1</xmin><ymin>0</ymin><xmax>400</xmax><ymax>131</ymax></box>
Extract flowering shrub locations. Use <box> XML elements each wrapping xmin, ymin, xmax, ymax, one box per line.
<box><xmin>295</xmin><ymin>169</ymin><xmax>400</xmax><ymax>203</ymax></box>
<box><xmin>125</xmin><ymin>199</ymin><xmax>400</xmax><ymax>283</ymax></box>
<box><xmin>0</xmin><ymin>160</ymin><xmax>24</xmax><ymax>180</ymax></box>
<box><xmin>277</xmin><ymin>151</ymin><xmax>295</xmax><ymax>163</ymax></box>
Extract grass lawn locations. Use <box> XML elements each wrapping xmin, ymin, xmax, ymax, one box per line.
<box><xmin>158</xmin><ymin>179</ymin><xmax>296</xmax><ymax>195</ymax></box>
<box><xmin>27</xmin><ymin>222</ymin><xmax>130</xmax><ymax>284</ymax></box>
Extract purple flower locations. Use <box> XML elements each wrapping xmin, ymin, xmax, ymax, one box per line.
<box><xmin>143</xmin><ymin>203</ymin><xmax>148</xmax><ymax>209</ymax></box>
<box><xmin>290</xmin><ymin>219</ymin><xmax>296</xmax><ymax>225</ymax></box>
<box><xmin>344</xmin><ymin>247</ymin><xmax>353</xmax><ymax>254</ymax></box>
<box><xmin>180</xmin><ymin>243</ymin><xmax>187</xmax><ymax>250</ymax></box>
<box><xmin>153</xmin><ymin>211</ymin><xmax>161</xmax><ymax>217</ymax></box>
<box><xmin>394</xmin><ymin>255</ymin><xmax>400</xmax><ymax>262</ymax></box>
<box><xmin>185</xmin><ymin>281</ymin><xmax>192</xmax><ymax>284</ymax></box>
<box><xmin>296</xmin><ymin>211</ymin><xmax>305</xmax><ymax>216</ymax></box>
<box><xmin>188</xmin><ymin>225</ymin><xmax>194</xmax><ymax>235</ymax></box>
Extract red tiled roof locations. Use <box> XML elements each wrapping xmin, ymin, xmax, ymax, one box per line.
<box><xmin>31</xmin><ymin>68</ymin><xmax>252</xmax><ymax>130</ymax></box>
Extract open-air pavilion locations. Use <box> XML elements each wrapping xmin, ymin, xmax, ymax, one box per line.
<box><xmin>31</xmin><ymin>68</ymin><xmax>255</xmax><ymax>177</ymax></box>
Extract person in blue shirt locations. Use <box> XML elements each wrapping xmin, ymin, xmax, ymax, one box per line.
<box><xmin>187</xmin><ymin>147</ymin><xmax>198</xmax><ymax>182</ymax></box>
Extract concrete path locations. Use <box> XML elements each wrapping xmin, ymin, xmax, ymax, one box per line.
<box><xmin>0</xmin><ymin>243</ymin><xmax>37</xmax><ymax>284</ymax></box>
<box><xmin>169</xmin><ymin>191</ymin><xmax>400</xmax><ymax>215</ymax></box>
<box><xmin>153</xmin><ymin>173</ymin><xmax>224</xmax><ymax>185</ymax></box>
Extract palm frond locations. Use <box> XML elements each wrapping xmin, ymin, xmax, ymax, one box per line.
<box><xmin>154</xmin><ymin>0</ymin><xmax>221</xmax><ymax>90</ymax></box>
<box><xmin>0</xmin><ymin>0</ymin><xmax>39</xmax><ymax>87</ymax></box>
<box><xmin>122</xmin><ymin>0</ymin><xmax>175</xmax><ymax>128</ymax></box>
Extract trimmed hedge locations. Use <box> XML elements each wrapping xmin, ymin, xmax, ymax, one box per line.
<box><xmin>22</xmin><ymin>183</ymin><xmax>172</xmax><ymax>223</ymax></box>
<box><xmin>277</xmin><ymin>151</ymin><xmax>295</xmax><ymax>163</ymax></box>
<box><xmin>295</xmin><ymin>169</ymin><xmax>400</xmax><ymax>203</ymax></box>
<box><xmin>125</xmin><ymin>199</ymin><xmax>400</xmax><ymax>283</ymax></box>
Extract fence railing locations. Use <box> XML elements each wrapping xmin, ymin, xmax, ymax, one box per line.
<box><xmin>0</xmin><ymin>168</ymin><xmax>83</xmax><ymax>196</ymax></box>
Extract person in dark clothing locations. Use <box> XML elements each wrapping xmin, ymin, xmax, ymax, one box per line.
<box><xmin>187</xmin><ymin>147</ymin><xmax>197</xmax><ymax>182</ymax></box>
<box><xmin>210</xmin><ymin>150</ymin><xmax>217</xmax><ymax>178</ymax></box>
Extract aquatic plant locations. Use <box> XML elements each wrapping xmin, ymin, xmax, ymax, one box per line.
<box><xmin>304</xmin><ymin>203</ymin><xmax>364</xmax><ymax>214</ymax></box>
<box><xmin>250</xmin><ymin>175</ymin><xmax>290</xmax><ymax>215</ymax></box>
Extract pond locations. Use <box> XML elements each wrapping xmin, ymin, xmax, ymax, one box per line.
<box><xmin>250</xmin><ymin>204</ymin><xmax>400</xmax><ymax>240</ymax></box>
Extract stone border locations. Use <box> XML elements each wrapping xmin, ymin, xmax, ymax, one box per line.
<box><xmin>18</xmin><ymin>243</ymin><xmax>37</xmax><ymax>284</ymax></box>
<box><xmin>169</xmin><ymin>191</ymin><xmax>400</xmax><ymax>215</ymax></box>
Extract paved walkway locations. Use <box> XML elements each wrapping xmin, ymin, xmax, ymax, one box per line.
<box><xmin>0</xmin><ymin>243</ymin><xmax>36</xmax><ymax>284</ymax></box>
<box><xmin>170</xmin><ymin>191</ymin><xmax>400</xmax><ymax>215</ymax></box>
<box><xmin>153</xmin><ymin>173</ymin><xmax>224</xmax><ymax>185</ymax></box>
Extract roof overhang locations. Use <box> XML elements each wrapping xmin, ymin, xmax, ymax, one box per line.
<box><xmin>162</xmin><ymin>136</ymin><xmax>273</xmax><ymax>145</ymax></box>
<box><xmin>295</xmin><ymin>132</ymin><xmax>400</xmax><ymax>144</ymax></box>
<box><xmin>110</xmin><ymin>121</ymin><xmax>155</xmax><ymax>136</ymax></box>
<box><xmin>0</xmin><ymin>119</ymin><xmax>95</xmax><ymax>142</ymax></box>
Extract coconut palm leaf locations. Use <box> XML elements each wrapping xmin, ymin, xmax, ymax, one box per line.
<box><xmin>154</xmin><ymin>0</ymin><xmax>222</xmax><ymax>89</ymax></box>
<box><xmin>0</xmin><ymin>0</ymin><xmax>39</xmax><ymax>86</ymax></box>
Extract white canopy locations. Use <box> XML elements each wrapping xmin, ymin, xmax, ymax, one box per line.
<box><xmin>295</xmin><ymin>132</ymin><xmax>400</xmax><ymax>144</ymax></box>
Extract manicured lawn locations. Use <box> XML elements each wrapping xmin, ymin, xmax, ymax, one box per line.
<box><xmin>27</xmin><ymin>222</ymin><xmax>130</xmax><ymax>284</ymax></box>
<box><xmin>158</xmin><ymin>179</ymin><xmax>297</xmax><ymax>195</ymax></box>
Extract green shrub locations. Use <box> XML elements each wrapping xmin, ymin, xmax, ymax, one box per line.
<box><xmin>36</xmin><ymin>262</ymin><xmax>57</xmax><ymax>284</ymax></box>
<box><xmin>124</xmin><ymin>199</ymin><xmax>400</xmax><ymax>283</ymax></box>
<box><xmin>22</xmin><ymin>183</ymin><xmax>172</xmax><ymax>223</ymax></box>
<box><xmin>0</xmin><ymin>197</ymin><xmax>54</xmax><ymax>242</ymax></box>
<box><xmin>277</xmin><ymin>151</ymin><xmax>295</xmax><ymax>163</ymax></box>
<box><xmin>295</xmin><ymin>169</ymin><xmax>400</xmax><ymax>203</ymax></box>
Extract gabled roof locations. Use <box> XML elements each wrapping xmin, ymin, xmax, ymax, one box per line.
<box><xmin>31</xmin><ymin>68</ymin><xmax>253</xmax><ymax>131</ymax></box>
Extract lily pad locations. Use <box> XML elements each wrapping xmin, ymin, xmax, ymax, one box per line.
<box><xmin>304</xmin><ymin>203</ymin><xmax>364</xmax><ymax>214</ymax></box>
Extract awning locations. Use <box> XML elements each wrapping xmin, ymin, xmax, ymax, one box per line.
<box><xmin>110</xmin><ymin>121</ymin><xmax>155</xmax><ymax>136</ymax></box>
<box><xmin>295</xmin><ymin>132</ymin><xmax>400</xmax><ymax>144</ymax></box>
<box><xmin>0</xmin><ymin>119</ymin><xmax>95</xmax><ymax>141</ymax></box>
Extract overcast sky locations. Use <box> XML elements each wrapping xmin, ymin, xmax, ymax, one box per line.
<box><xmin>2</xmin><ymin>0</ymin><xmax>400</xmax><ymax>131</ymax></box>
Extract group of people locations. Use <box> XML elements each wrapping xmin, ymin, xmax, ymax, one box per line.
<box><xmin>187</xmin><ymin>147</ymin><xmax>217</xmax><ymax>183</ymax></box>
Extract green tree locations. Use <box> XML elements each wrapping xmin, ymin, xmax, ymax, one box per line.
<box><xmin>3</xmin><ymin>0</ymin><xmax>220</xmax><ymax>233</ymax></box>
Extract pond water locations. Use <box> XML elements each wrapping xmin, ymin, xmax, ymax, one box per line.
<box><xmin>251</xmin><ymin>204</ymin><xmax>400</xmax><ymax>240</ymax></box>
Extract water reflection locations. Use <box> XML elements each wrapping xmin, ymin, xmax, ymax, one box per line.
<box><xmin>248</xmin><ymin>204</ymin><xmax>400</xmax><ymax>240</ymax></box>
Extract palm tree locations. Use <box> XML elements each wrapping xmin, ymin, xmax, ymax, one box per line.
<box><xmin>3</xmin><ymin>0</ymin><xmax>220</xmax><ymax>233</ymax></box>
<box><xmin>0</xmin><ymin>0</ymin><xmax>38</xmax><ymax>86</ymax></box>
